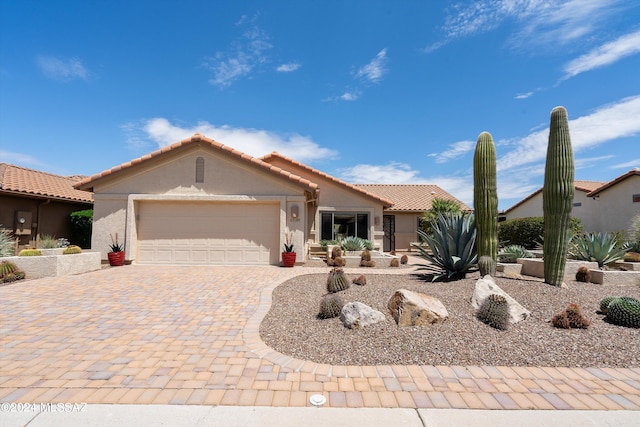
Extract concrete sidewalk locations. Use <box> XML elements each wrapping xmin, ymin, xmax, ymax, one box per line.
<box><xmin>3</xmin><ymin>405</ymin><xmax>639</xmax><ymax>427</ymax></box>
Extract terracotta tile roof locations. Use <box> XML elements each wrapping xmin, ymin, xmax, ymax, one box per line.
<box><xmin>587</xmin><ymin>169</ymin><xmax>640</xmax><ymax>197</ymax></box>
<box><xmin>504</xmin><ymin>180</ymin><xmax>608</xmax><ymax>213</ymax></box>
<box><xmin>260</xmin><ymin>152</ymin><xmax>394</xmax><ymax>207</ymax></box>
<box><xmin>75</xmin><ymin>134</ymin><xmax>319</xmax><ymax>192</ymax></box>
<box><xmin>0</xmin><ymin>163</ymin><xmax>93</xmax><ymax>203</ymax></box>
<box><xmin>355</xmin><ymin>184</ymin><xmax>471</xmax><ymax>212</ymax></box>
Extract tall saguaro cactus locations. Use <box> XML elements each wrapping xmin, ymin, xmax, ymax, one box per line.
<box><xmin>473</xmin><ymin>131</ymin><xmax>498</xmax><ymax>273</ymax></box>
<box><xmin>543</xmin><ymin>106</ymin><xmax>575</xmax><ymax>286</ymax></box>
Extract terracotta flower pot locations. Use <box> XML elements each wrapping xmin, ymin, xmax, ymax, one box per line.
<box><xmin>108</xmin><ymin>251</ymin><xmax>125</xmax><ymax>267</ymax></box>
<box><xmin>281</xmin><ymin>252</ymin><xmax>296</xmax><ymax>267</ymax></box>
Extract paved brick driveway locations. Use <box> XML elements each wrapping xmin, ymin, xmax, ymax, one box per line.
<box><xmin>1</xmin><ymin>265</ymin><xmax>639</xmax><ymax>409</ymax></box>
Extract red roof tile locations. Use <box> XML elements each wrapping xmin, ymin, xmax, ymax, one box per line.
<box><xmin>75</xmin><ymin>134</ymin><xmax>319</xmax><ymax>192</ymax></box>
<box><xmin>0</xmin><ymin>163</ymin><xmax>93</xmax><ymax>203</ymax></box>
<box><xmin>355</xmin><ymin>184</ymin><xmax>471</xmax><ymax>212</ymax></box>
<box><xmin>587</xmin><ymin>169</ymin><xmax>640</xmax><ymax>197</ymax></box>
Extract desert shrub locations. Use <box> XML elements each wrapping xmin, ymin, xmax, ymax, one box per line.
<box><xmin>0</xmin><ymin>228</ymin><xmax>16</xmax><ymax>257</ymax></box>
<box><xmin>551</xmin><ymin>303</ymin><xmax>591</xmax><ymax>329</ymax></box>
<box><xmin>327</xmin><ymin>268</ymin><xmax>349</xmax><ymax>293</ymax></box>
<box><xmin>352</xmin><ymin>275</ymin><xmax>367</xmax><ymax>285</ymax></box>
<box><xmin>498</xmin><ymin>217</ymin><xmax>583</xmax><ymax>249</ymax></box>
<box><xmin>69</xmin><ymin>209</ymin><xmax>93</xmax><ymax>248</ymax></box>
<box><xmin>319</xmin><ymin>294</ymin><xmax>344</xmax><ymax>319</ymax></box>
<box><xmin>37</xmin><ymin>234</ymin><xmax>58</xmax><ymax>249</ymax></box>
<box><xmin>498</xmin><ymin>245</ymin><xmax>533</xmax><ymax>263</ymax></box>
<box><xmin>575</xmin><ymin>266</ymin><xmax>591</xmax><ymax>282</ymax></box>
<box><xmin>476</xmin><ymin>294</ymin><xmax>509</xmax><ymax>330</ymax></box>
<box><xmin>18</xmin><ymin>249</ymin><xmax>42</xmax><ymax>256</ymax></box>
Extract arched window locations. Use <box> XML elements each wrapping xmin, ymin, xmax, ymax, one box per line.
<box><xmin>195</xmin><ymin>157</ymin><xmax>205</xmax><ymax>183</ymax></box>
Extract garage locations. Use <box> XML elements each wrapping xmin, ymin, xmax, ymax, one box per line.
<box><xmin>136</xmin><ymin>201</ymin><xmax>280</xmax><ymax>265</ymax></box>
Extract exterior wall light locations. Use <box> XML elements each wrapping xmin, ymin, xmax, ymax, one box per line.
<box><xmin>290</xmin><ymin>204</ymin><xmax>299</xmax><ymax>220</ymax></box>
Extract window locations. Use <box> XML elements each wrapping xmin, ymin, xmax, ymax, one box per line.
<box><xmin>320</xmin><ymin>212</ymin><xmax>368</xmax><ymax>240</ymax></box>
<box><xmin>573</xmin><ymin>202</ymin><xmax>582</xmax><ymax>207</ymax></box>
<box><xmin>633</xmin><ymin>194</ymin><xmax>640</xmax><ymax>203</ymax></box>
<box><xmin>195</xmin><ymin>157</ymin><xmax>205</xmax><ymax>183</ymax></box>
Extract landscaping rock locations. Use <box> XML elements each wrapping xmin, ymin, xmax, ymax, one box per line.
<box><xmin>387</xmin><ymin>289</ymin><xmax>448</xmax><ymax>326</ymax></box>
<box><xmin>339</xmin><ymin>302</ymin><xmax>385</xmax><ymax>329</ymax></box>
<box><xmin>471</xmin><ymin>275</ymin><xmax>531</xmax><ymax>323</ymax></box>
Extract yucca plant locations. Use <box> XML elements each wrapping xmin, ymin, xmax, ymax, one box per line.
<box><xmin>570</xmin><ymin>232</ymin><xmax>629</xmax><ymax>268</ymax></box>
<box><xmin>413</xmin><ymin>212</ymin><xmax>477</xmax><ymax>281</ymax></box>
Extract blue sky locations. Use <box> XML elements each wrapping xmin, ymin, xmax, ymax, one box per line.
<box><xmin>1</xmin><ymin>0</ymin><xmax>639</xmax><ymax>210</ymax></box>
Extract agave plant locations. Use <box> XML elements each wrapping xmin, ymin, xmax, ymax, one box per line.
<box><xmin>341</xmin><ymin>236</ymin><xmax>365</xmax><ymax>252</ymax></box>
<box><xmin>570</xmin><ymin>232</ymin><xmax>629</xmax><ymax>268</ymax></box>
<box><xmin>413</xmin><ymin>212</ymin><xmax>477</xmax><ymax>281</ymax></box>
<box><xmin>498</xmin><ymin>245</ymin><xmax>533</xmax><ymax>263</ymax></box>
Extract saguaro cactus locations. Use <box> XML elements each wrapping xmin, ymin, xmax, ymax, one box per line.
<box><xmin>543</xmin><ymin>106</ymin><xmax>574</xmax><ymax>286</ymax></box>
<box><xmin>473</xmin><ymin>131</ymin><xmax>498</xmax><ymax>270</ymax></box>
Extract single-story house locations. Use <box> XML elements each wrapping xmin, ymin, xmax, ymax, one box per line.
<box><xmin>0</xmin><ymin>163</ymin><xmax>93</xmax><ymax>248</ymax></box>
<box><xmin>503</xmin><ymin>169</ymin><xmax>640</xmax><ymax>234</ymax></box>
<box><xmin>75</xmin><ymin>134</ymin><xmax>467</xmax><ymax>265</ymax></box>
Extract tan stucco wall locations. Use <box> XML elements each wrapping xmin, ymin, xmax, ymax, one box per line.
<box><xmin>89</xmin><ymin>147</ymin><xmax>307</xmax><ymax>263</ymax></box>
<box><xmin>391</xmin><ymin>212</ymin><xmax>421</xmax><ymax>251</ymax></box>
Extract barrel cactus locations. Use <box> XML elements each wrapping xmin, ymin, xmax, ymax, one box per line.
<box><xmin>352</xmin><ymin>274</ymin><xmax>367</xmax><ymax>285</ymax></box>
<box><xmin>543</xmin><ymin>106</ymin><xmax>575</xmax><ymax>286</ymax></box>
<box><xmin>473</xmin><ymin>131</ymin><xmax>498</xmax><ymax>265</ymax></box>
<box><xmin>390</xmin><ymin>258</ymin><xmax>400</xmax><ymax>267</ymax></box>
<box><xmin>476</xmin><ymin>294</ymin><xmax>510</xmax><ymax>330</ymax></box>
<box><xmin>478</xmin><ymin>255</ymin><xmax>495</xmax><ymax>277</ymax></box>
<box><xmin>361</xmin><ymin>249</ymin><xmax>371</xmax><ymax>262</ymax></box>
<box><xmin>575</xmin><ymin>266</ymin><xmax>591</xmax><ymax>283</ymax></box>
<box><xmin>0</xmin><ymin>261</ymin><xmax>25</xmax><ymax>283</ymax></box>
<box><xmin>319</xmin><ymin>293</ymin><xmax>345</xmax><ymax>319</ymax></box>
<box><xmin>327</xmin><ymin>268</ymin><xmax>349</xmax><ymax>293</ymax></box>
<box><xmin>63</xmin><ymin>245</ymin><xmax>82</xmax><ymax>255</ymax></box>
<box><xmin>599</xmin><ymin>296</ymin><xmax>620</xmax><ymax>314</ymax></box>
<box><xmin>400</xmin><ymin>254</ymin><xmax>408</xmax><ymax>264</ymax></box>
<box><xmin>606</xmin><ymin>297</ymin><xmax>640</xmax><ymax>328</ymax></box>
<box><xmin>551</xmin><ymin>303</ymin><xmax>590</xmax><ymax>329</ymax></box>
<box><xmin>18</xmin><ymin>248</ymin><xmax>42</xmax><ymax>256</ymax></box>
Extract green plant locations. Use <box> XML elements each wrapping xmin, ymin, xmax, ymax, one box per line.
<box><xmin>498</xmin><ymin>245</ymin><xmax>533</xmax><ymax>263</ymax></box>
<box><xmin>606</xmin><ymin>297</ymin><xmax>640</xmax><ymax>328</ymax></box>
<box><xmin>599</xmin><ymin>296</ymin><xmax>621</xmax><ymax>314</ymax></box>
<box><xmin>414</xmin><ymin>212</ymin><xmax>477</xmax><ymax>281</ymax></box>
<box><xmin>476</xmin><ymin>294</ymin><xmax>509</xmax><ymax>330</ymax></box>
<box><xmin>390</xmin><ymin>258</ymin><xmax>400</xmax><ymax>267</ymax></box>
<box><xmin>327</xmin><ymin>268</ymin><xmax>349</xmax><ymax>293</ymax></box>
<box><xmin>400</xmin><ymin>254</ymin><xmax>408</xmax><ymax>264</ymax></box>
<box><xmin>283</xmin><ymin>230</ymin><xmax>294</xmax><ymax>252</ymax></box>
<box><xmin>543</xmin><ymin>106</ymin><xmax>575</xmax><ymax>286</ymax></box>
<box><xmin>0</xmin><ymin>260</ymin><xmax>19</xmax><ymax>277</ymax></box>
<box><xmin>352</xmin><ymin>275</ymin><xmax>367</xmax><ymax>285</ymax></box>
<box><xmin>362</xmin><ymin>239</ymin><xmax>374</xmax><ymax>250</ymax></box>
<box><xmin>551</xmin><ymin>303</ymin><xmax>591</xmax><ymax>329</ymax></box>
<box><xmin>37</xmin><ymin>234</ymin><xmax>58</xmax><ymax>249</ymax></box>
<box><xmin>18</xmin><ymin>248</ymin><xmax>42</xmax><ymax>256</ymax></box>
<box><xmin>498</xmin><ymin>217</ymin><xmax>582</xmax><ymax>250</ymax></box>
<box><xmin>320</xmin><ymin>240</ymin><xmax>339</xmax><ymax>251</ymax></box>
<box><xmin>361</xmin><ymin>249</ymin><xmax>371</xmax><ymax>262</ymax></box>
<box><xmin>570</xmin><ymin>232</ymin><xmax>629</xmax><ymax>268</ymax></box>
<box><xmin>0</xmin><ymin>228</ymin><xmax>16</xmax><ymax>257</ymax></box>
<box><xmin>62</xmin><ymin>245</ymin><xmax>82</xmax><ymax>255</ymax></box>
<box><xmin>474</xmin><ymin>131</ymin><xmax>498</xmax><ymax>265</ymax></box>
<box><xmin>341</xmin><ymin>236</ymin><xmax>365</xmax><ymax>252</ymax></box>
<box><xmin>69</xmin><ymin>209</ymin><xmax>93</xmax><ymax>248</ymax></box>
<box><xmin>109</xmin><ymin>233</ymin><xmax>123</xmax><ymax>252</ymax></box>
<box><xmin>478</xmin><ymin>255</ymin><xmax>495</xmax><ymax>277</ymax></box>
<box><xmin>575</xmin><ymin>266</ymin><xmax>591</xmax><ymax>283</ymax></box>
<box><xmin>420</xmin><ymin>198</ymin><xmax>463</xmax><ymax>237</ymax></box>
<box><xmin>319</xmin><ymin>293</ymin><xmax>345</xmax><ymax>319</ymax></box>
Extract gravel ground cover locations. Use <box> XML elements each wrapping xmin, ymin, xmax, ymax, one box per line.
<box><xmin>260</xmin><ymin>270</ymin><xmax>640</xmax><ymax>367</ymax></box>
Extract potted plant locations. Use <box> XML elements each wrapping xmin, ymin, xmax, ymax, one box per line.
<box><xmin>281</xmin><ymin>231</ymin><xmax>296</xmax><ymax>267</ymax></box>
<box><xmin>108</xmin><ymin>233</ymin><xmax>125</xmax><ymax>266</ymax></box>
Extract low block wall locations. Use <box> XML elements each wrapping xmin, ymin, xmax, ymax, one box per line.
<box><xmin>589</xmin><ymin>270</ymin><xmax>640</xmax><ymax>286</ymax></box>
<box><xmin>7</xmin><ymin>252</ymin><xmax>102</xmax><ymax>279</ymax></box>
<box><xmin>517</xmin><ymin>259</ymin><xmax>598</xmax><ymax>282</ymax></box>
<box><xmin>496</xmin><ymin>262</ymin><xmax>523</xmax><ymax>275</ymax></box>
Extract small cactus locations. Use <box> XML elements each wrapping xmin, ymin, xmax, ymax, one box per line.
<box><xmin>0</xmin><ymin>260</ymin><xmax>19</xmax><ymax>277</ymax></box>
<box><xmin>352</xmin><ymin>275</ymin><xmax>367</xmax><ymax>285</ymax></box>
<box><xmin>331</xmin><ymin>246</ymin><xmax>342</xmax><ymax>259</ymax></box>
<box><xmin>606</xmin><ymin>297</ymin><xmax>640</xmax><ymax>328</ymax></box>
<box><xmin>575</xmin><ymin>266</ymin><xmax>591</xmax><ymax>283</ymax></box>
<box><xmin>18</xmin><ymin>248</ymin><xmax>42</xmax><ymax>256</ymax></box>
<box><xmin>359</xmin><ymin>259</ymin><xmax>376</xmax><ymax>267</ymax></box>
<box><xmin>361</xmin><ymin>249</ymin><xmax>371</xmax><ymax>262</ymax></box>
<box><xmin>599</xmin><ymin>296</ymin><xmax>620</xmax><ymax>314</ymax></box>
<box><xmin>327</xmin><ymin>268</ymin><xmax>350</xmax><ymax>293</ymax></box>
<box><xmin>319</xmin><ymin>294</ymin><xmax>345</xmax><ymax>319</ymax></box>
<box><xmin>551</xmin><ymin>303</ymin><xmax>591</xmax><ymax>329</ymax></box>
<box><xmin>400</xmin><ymin>254</ymin><xmax>408</xmax><ymax>264</ymax></box>
<box><xmin>476</xmin><ymin>294</ymin><xmax>510</xmax><ymax>330</ymax></box>
<box><xmin>333</xmin><ymin>256</ymin><xmax>346</xmax><ymax>267</ymax></box>
<box><xmin>478</xmin><ymin>255</ymin><xmax>495</xmax><ymax>277</ymax></box>
<box><xmin>62</xmin><ymin>245</ymin><xmax>82</xmax><ymax>255</ymax></box>
<box><xmin>390</xmin><ymin>258</ymin><xmax>400</xmax><ymax>267</ymax></box>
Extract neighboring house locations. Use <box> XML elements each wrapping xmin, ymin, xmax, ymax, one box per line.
<box><xmin>504</xmin><ymin>170</ymin><xmax>640</xmax><ymax>233</ymax></box>
<box><xmin>0</xmin><ymin>163</ymin><xmax>93</xmax><ymax>247</ymax></box>
<box><xmin>355</xmin><ymin>184</ymin><xmax>470</xmax><ymax>251</ymax></box>
<box><xmin>75</xmin><ymin>134</ymin><xmax>465</xmax><ymax>265</ymax></box>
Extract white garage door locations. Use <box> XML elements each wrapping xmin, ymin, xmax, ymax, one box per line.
<box><xmin>137</xmin><ymin>201</ymin><xmax>279</xmax><ymax>265</ymax></box>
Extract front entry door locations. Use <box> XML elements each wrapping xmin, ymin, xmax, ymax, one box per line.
<box><xmin>383</xmin><ymin>215</ymin><xmax>395</xmax><ymax>252</ymax></box>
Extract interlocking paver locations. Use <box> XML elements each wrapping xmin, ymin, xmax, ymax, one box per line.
<box><xmin>0</xmin><ymin>265</ymin><xmax>638</xmax><ymax>410</ymax></box>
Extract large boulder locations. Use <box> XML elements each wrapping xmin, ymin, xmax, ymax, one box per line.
<box><xmin>339</xmin><ymin>302</ymin><xmax>386</xmax><ymax>329</ymax></box>
<box><xmin>471</xmin><ymin>275</ymin><xmax>531</xmax><ymax>324</ymax></box>
<box><xmin>387</xmin><ymin>289</ymin><xmax>448</xmax><ymax>326</ymax></box>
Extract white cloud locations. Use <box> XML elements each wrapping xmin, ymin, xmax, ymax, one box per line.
<box><xmin>562</xmin><ymin>30</ymin><xmax>640</xmax><ymax>79</ymax></box>
<box><xmin>611</xmin><ymin>158</ymin><xmax>640</xmax><ymax>169</ymax></box>
<box><xmin>127</xmin><ymin>118</ymin><xmax>336</xmax><ymax>162</ymax></box>
<box><xmin>203</xmin><ymin>16</ymin><xmax>272</xmax><ymax>87</ymax></box>
<box><xmin>36</xmin><ymin>55</ymin><xmax>88</xmax><ymax>81</ymax></box>
<box><xmin>428</xmin><ymin>140</ymin><xmax>475</xmax><ymax>163</ymax></box>
<box><xmin>514</xmin><ymin>91</ymin><xmax>534</xmax><ymax>99</ymax></box>
<box><xmin>426</xmin><ymin>175</ymin><xmax>475</xmax><ymax>206</ymax></box>
<box><xmin>426</xmin><ymin>0</ymin><xmax>627</xmax><ymax>52</ymax></box>
<box><xmin>0</xmin><ymin>149</ymin><xmax>44</xmax><ymax>167</ymax></box>
<box><xmin>355</xmin><ymin>48</ymin><xmax>388</xmax><ymax>83</ymax></box>
<box><xmin>337</xmin><ymin>162</ymin><xmax>427</xmax><ymax>184</ymax></box>
<box><xmin>276</xmin><ymin>62</ymin><xmax>301</xmax><ymax>72</ymax></box>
